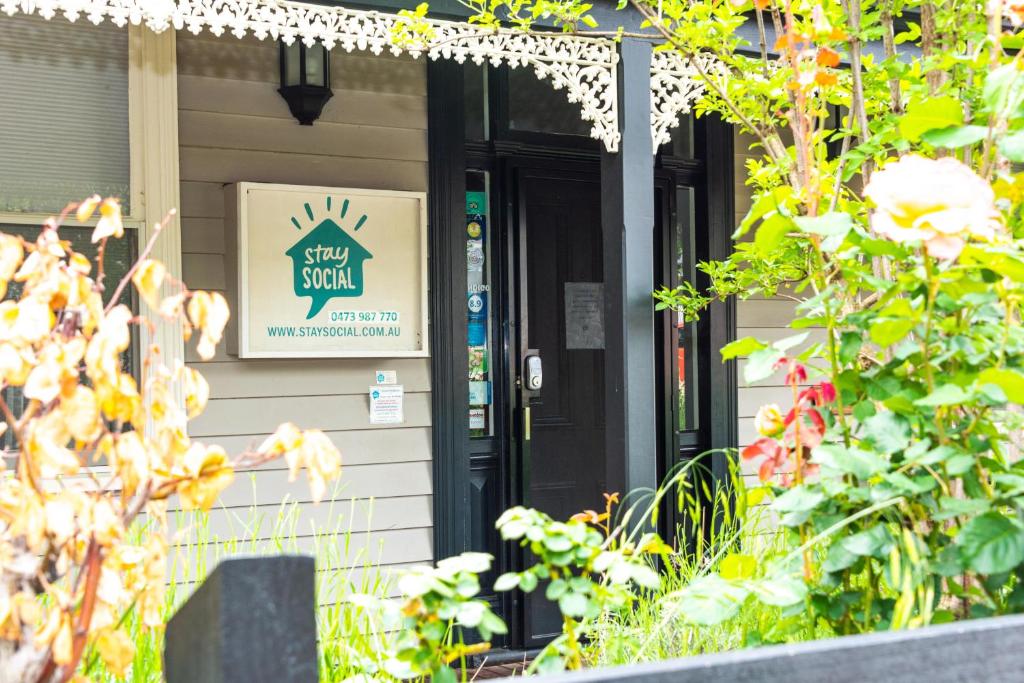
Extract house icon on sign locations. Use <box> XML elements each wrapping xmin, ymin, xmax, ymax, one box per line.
<box><xmin>285</xmin><ymin>218</ymin><xmax>373</xmax><ymax>319</ymax></box>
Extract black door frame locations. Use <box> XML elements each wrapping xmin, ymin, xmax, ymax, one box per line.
<box><xmin>427</xmin><ymin>59</ymin><xmax>738</xmax><ymax>649</ymax></box>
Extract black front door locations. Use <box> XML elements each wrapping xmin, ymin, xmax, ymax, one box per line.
<box><xmin>512</xmin><ymin>163</ymin><xmax>606</xmax><ymax>644</ymax></box>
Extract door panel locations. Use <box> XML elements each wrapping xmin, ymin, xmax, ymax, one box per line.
<box><xmin>516</xmin><ymin>166</ymin><xmax>604</xmax><ymax>644</ymax></box>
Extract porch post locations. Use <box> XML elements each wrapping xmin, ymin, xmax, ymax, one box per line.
<box><xmin>601</xmin><ymin>38</ymin><xmax>657</xmax><ymax>496</ymax></box>
<box><xmin>427</xmin><ymin>59</ymin><xmax>471</xmax><ymax>559</ymax></box>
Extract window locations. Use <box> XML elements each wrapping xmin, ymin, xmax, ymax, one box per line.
<box><xmin>0</xmin><ymin>14</ymin><xmax>130</xmax><ymax>214</ymax></box>
<box><xmin>0</xmin><ymin>14</ymin><xmax>138</xmax><ymax>451</ymax></box>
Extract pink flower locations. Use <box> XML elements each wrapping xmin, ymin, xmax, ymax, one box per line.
<box><xmin>864</xmin><ymin>155</ymin><xmax>1000</xmax><ymax>259</ymax></box>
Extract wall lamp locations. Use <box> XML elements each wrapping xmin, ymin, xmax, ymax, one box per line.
<box><xmin>278</xmin><ymin>40</ymin><xmax>333</xmax><ymax>125</ymax></box>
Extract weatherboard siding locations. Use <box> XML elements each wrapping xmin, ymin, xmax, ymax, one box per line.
<box><xmin>174</xmin><ymin>32</ymin><xmax>432</xmax><ymax>577</ymax></box>
<box><xmin>732</xmin><ymin>129</ymin><xmax>802</xmax><ymax>484</ymax></box>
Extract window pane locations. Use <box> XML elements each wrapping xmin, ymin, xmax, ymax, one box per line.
<box><xmin>661</xmin><ymin>115</ymin><xmax>694</xmax><ymax>158</ymax></box>
<box><xmin>676</xmin><ymin>186</ymin><xmax>699</xmax><ymax>431</ymax></box>
<box><xmin>467</xmin><ymin>171</ymin><xmax>494</xmax><ymax>437</ymax></box>
<box><xmin>282</xmin><ymin>41</ymin><xmax>301</xmax><ymax>85</ymax></box>
<box><xmin>464</xmin><ymin>61</ymin><xmax>488</xmax><ymax>141</ymax></box>
<box><xmin>0</xmin><ymin>14</ymin><xmax>130</xmax><ymax>214</ymax></box>
<box><xmin>507</xmin><ymin>68</ymin><xmax>591</xmax><ymax>137</ymax></box>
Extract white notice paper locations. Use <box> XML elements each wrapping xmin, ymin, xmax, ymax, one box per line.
<box><xmin>369</xmin><ymin>385</ymin><xmax>404</xmax><ymax>424</ymax></box>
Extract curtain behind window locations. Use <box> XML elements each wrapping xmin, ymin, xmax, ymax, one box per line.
<box><xmin>0</xmin><ymin>14</ymin><xmax>130</xmax><ymax>214</ymax></box>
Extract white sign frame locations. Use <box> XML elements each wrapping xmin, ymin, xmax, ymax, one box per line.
<box><xmin>231</xmin><ymin>182</ymin><xmax>429</xmax><ymax>359</ymax></box>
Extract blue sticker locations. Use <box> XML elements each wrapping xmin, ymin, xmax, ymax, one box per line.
<box><xmin>467</xmin><ymin>292</ymin><xmax>487</xmax><ymax>322</ymax></box>
<box><xmin>468</xmin><ymin>321</ymin><xmax>487</xmax><ymax>346</ymax></box>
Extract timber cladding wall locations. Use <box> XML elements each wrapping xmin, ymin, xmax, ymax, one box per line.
<box><xmin>732</xmin><ymin>130</ymin><xmax>823</xmax><ymax>485</ymax></box>
<box><xmin>174</xmin><ymin>31</ymin><xmax>433</xmax><ymax>585</ymax></box>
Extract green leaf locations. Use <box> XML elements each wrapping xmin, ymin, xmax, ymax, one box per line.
<box><xmin>629</xmin><ymin>564</ymin><xmax>662</xmax><ymax>590</ymax></box>
<box><xmin>675</xmin><ymin>574</ymin><xmax>750</xmax><ymax>625</ymax></box>
<box><xmin>493</xmin><ymin>573</ymin><xmax>520</xmax><ymax>592</ymax></box>
<box><xmin>720</xmin><ymin>553</ymin><xmax>757</xmax><ymax>580</ymax></box>
<box><xmin>914</xmin><ymin>383</ymin><xmax>972</xmax><ymax>407</ymax></box>
<box><xmin>744</xmin><ymin>347</ymin><xmax>785</xmax><ymax>384</ymax></box>
<box><xmin>481</xmin><ymin>610</ymin><xmax>508</xmax><ymax>636</ymax></box>
<box><xmin>823</xmin><ymin>541</ymin><xmax>858</xmax><ymax>572</ymax></box>
<box><xmin>983</xmin><ymin>63</ymin><xmax>1024</xmax><ymax>117</ymax></box>
<box><xmin>979</xmin><ymin>368</ymin><xmax>1024</xmax><ymax>403</ymax></box>
<box><xmin>433</xmin><ymin>665</ymin><xmax>457</xmax><ymax>683</ymax></box>
<box><xmin>793</xmin><ymin>212</ymin><xmax>852</xmax><ymax>237</ymax></box>
<box><xmin>542</xmin><ymin>533</ymin><xmax>573</xmax><ymax>552</ymax></box>
<box><xmin>545</xmin><ymin>578</ymin><xmax>568</xmax><ymax>600</ymax></box>
<box><xmin>838</xmin><ymin>332</ymin><xmax>862</xmax><ymax>365</ymax></box>
<box><xmin>840</xmin><ymin>524</ymin><xmax>894</xmax><ymax>558</ymax></box>
<box><xmin>960</xmin><ymin>246</ymin><xmax>1024</xmax><ymax>282</ymax></box>
<box><xmin>558</xmin><ymin>591</ymin><xmax>589</xmax><ymax>618</ymax></box>
<box><xmin>999</xmin><ymin>130</ymin><xmax>1024</xmax><ymax>162</ymax></box>
<box><xmin>771</xmin><ymin>485</ymin><xmax>825</xmax><ymax>513</ymax></box>
<box><xmin>748</xmin><ymin>576</ymin><xmax>807</xmax><ymax>607</ymax></box>
<box><xmin>957</xmin><ymin>512</ymin><xmax>1024</xmax><ymax>574</ymax></box>
<box><xmin>753</xmin><ymin>213</ymin><xmax>794</xmax><ymax>256</ymax></box>
<box><xmin>720</xmin><ymin>336</ymin><xmax>767</xmax><ymax>361</ymax></box>
<box><xmin>869</xmin><ymin>318</ymin><xmax>915</xmax><ymax>346</ymax></box>
<box><xmin>734</xmin><ymin>185</ymin><xmax>794</xmax><ymax>239</ymax></box>
<box><xmin>899</xmin><ymin>95</ymin><xmax>964</xmax><ymax>141</ymax></box>
<box><xmin>812</xmin><ymin>443</ymin><xmax>889</xmax><ymax>478</ymax></box>
<box><xmin>922</xmin><ymin>124</ymin><xmax>989</xmax><ymax>148</ymax></box>
<box><xmin>793</xmin><ymin>212</ymin><xmax>853</xmax><ymax>252</ymax></box>
<box><xmin>862</xmin><ymin>412</ymin><xmax>911</xmax><ymax>454</ymax></box>
<box><xmin>773</xmin><ymin>332</ymin><xmax>810</xmax><ymax>352</ymax></box>
<box><xmin>935</xmin><ymin>496</ymin><xmax>991</xmax><ymax>521</ymax></box>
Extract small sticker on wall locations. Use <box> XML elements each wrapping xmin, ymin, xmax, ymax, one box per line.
<box><xmin>375</xmin><ymin>370</ymin><xmax>397</xmax><ymax>385</ymax></box>
<box><xmin>369</xmin><ymin>385</ymin><xmax>404</xmax><ymax>424</ymax></box>
<box><xmin>469</xmin><ymin>408</ymin><xmax>486</xmax><ymax>430</ymax></box>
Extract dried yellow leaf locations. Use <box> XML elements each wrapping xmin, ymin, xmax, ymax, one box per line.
<box><xmin>95</xmin><ymin>628</ymin><xmax>135</xmax><ymax>678</ymax></box>
<box><xmin>91</xmin><ymin>198</ymin><xmax>123</xmax><ymax>242</ymax></box>
<box><xmin>132</xmin><ymin>259</ymin><xmax>166</xmax><ymax>310</ymax></box>
<box><xmin>75</xmin><ymin>194</ymin><xmax>102</xmax><ymax>223</ymax></box>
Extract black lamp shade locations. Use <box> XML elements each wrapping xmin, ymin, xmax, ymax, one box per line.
<box><xmin>278</xmin><ymin>41</ymin><xmax>333</xmax><ymax>125</ymax></box>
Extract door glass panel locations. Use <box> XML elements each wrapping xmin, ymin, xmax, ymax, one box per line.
<box><xmin>676</xmin><ymin>186</ymin><xmax>699</xmax><ymax>431</ymax></box>
<box><xmin>467</xmin><ymin>170</ymin><xmax>494</xmax><ymax>437</ymax></box>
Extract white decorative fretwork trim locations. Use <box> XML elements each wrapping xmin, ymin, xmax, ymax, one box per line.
<box><xmin>1</xmin><ymin>0</ymin><xmax>622</xmax><ymax>152</ymax></box>
<box><xmin>650</xmin><ymin>50</ymin><xmax>720</xmax><ymax>151</ymax></box>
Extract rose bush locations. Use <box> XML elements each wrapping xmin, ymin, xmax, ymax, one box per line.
<box><xmin>0</xmin><ymin>198</ymin><xmax>341</xmax><ymax>682</ymax></box>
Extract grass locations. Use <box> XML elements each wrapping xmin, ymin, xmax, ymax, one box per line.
<box><xmin>81</xmin><ymin>476</ymin><xmax>397</xmax><ymax>683</ymax></box>
<box><xmin>83</xmin><ymin>459</ymin><xmax>820</xmax><ymax>680</ymax></box>
<box><xmin>582</xmin><ymin>457</ymin><xmax>815</xmax><ymax>668</ymax></box>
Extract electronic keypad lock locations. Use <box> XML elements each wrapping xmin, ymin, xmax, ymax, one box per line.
<box><xmin>524</xmin><ymin>354</ymin><xmax>543</xmax><ymax>391</ymax></box>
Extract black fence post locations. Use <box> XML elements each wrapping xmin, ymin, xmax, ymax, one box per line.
<box><xmin>164</xmin><ymin>555</ymin><xmax>317</xmax><ymax>683</ymax></box>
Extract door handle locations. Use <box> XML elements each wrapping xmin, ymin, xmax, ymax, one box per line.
<box><xmin>524</xmin><ymin>405</ymin><xmax>531</xmax><ymax>441</ymax></box>
<box><xmin>524</xmin><ymin>354</ymin><xmax>543</xmax><ymax>391</ymax></box>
